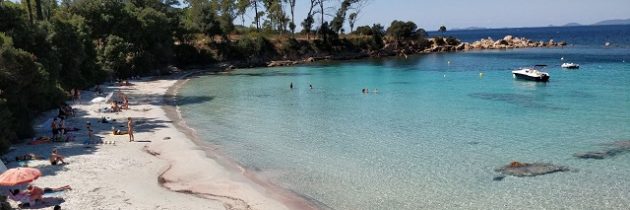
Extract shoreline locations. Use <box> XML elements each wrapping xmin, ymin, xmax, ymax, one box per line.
<box><xmin>3</xmin><ymin>71</ymin><xmax>316</xmax><ymax>209</ymax></box>
<box><xmin>161</xmin><ymin>70</ymin><xmax>323</xmax><ymax>210</ymax></box>
<box><xmin>223</xmin><ymin>35</ymin><xmax>567</xmax><ymax>69</ymax></box>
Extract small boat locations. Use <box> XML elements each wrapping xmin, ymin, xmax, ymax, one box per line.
<box><xmin>512</xmin><ymin>65</ymin><xmax>550</xmax><ymax>82</ymax></box>
<box><xmin>561</xmin><ymin>63</ymin><xmax>580</xmax><ymax>69</ymax></box>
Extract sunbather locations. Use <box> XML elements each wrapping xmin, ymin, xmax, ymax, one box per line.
<box><xmin>15</xmin><ymin>153</ymin><xmax>43</xmax><ymax>161</ymax></box>
<box><xmin>50</xmin><ymin>148</ymin><xmax>66</xmax><ymax>165</ymax></box>
<box><xmin>112</xmin><ymin>127</ymin><xmax>128</xmax><ymax>135</ymax></box>
<box><xmin>25</xmin><ymin>185</ymin><xmax>72</xmax><ymax>205</ymax></box>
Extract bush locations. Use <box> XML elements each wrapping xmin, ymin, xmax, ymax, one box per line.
<box><xmin>445</xmin><ymin>36</ymin><xmax>460</xmax><ymax>45</ymax></box>
<box><xmin>432</xmin><ymin>36</ymin><xmax>446</xmax><ymax>46</ymax></box>
<box><xmin>353</xmin><ymin>25</ymin><xmax>372</xmax><ymax>35</ymax></box>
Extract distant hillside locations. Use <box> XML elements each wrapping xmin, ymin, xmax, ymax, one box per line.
<box><xmin>592</xmin><ymin>18</ymin><xmax>630</xmax><ymax>26</ymax></box>
<box><xmin>563</xmin><ymin>22</ymin><xmax>582</xmax><ymax>27</ymax></box>
<box><xmin>451</xmin><ymin>26</ymin><xmax>488</xmax><ymax>31</ymax></box>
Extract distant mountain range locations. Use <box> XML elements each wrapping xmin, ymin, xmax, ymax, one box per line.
<box><xmin>451</xmin><ymin>18</ymin><xmax>630</xmax><ymax>31</ymax></box>
<box><xmin>563</xmin><ymin>18</ymin><xmax>630</xmax><ymax>26</ymax></box>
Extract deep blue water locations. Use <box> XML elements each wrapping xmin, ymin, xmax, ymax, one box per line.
<box><xmin>430</xmin><ymin>25</ymin><xmax>630</xmax><ymax>48</ymax></box>
<box><xmin>179</xmin><ymin>26</ymin><xmax>630</xmax><ymax>209</ymax></box>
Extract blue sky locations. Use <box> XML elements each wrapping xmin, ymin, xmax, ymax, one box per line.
<box><xmin>283</xmin><ymin>0</ymin><xmax>630</xmax><ymax>31</ymax></box>
<box><xmin>8</xmin><ymin>0</ymin><xmax>630</xmax><ymax>31</ymax></box>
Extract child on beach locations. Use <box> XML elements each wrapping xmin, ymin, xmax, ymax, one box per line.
<box><xmin>127</xmin><ymin>117</ymin><xmax>134</xmax><ymax>142</ymax></box>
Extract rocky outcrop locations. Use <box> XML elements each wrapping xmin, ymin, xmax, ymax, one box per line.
<box><xmin>461</xmin><ymin>35</ymin><xmax>566</xmax><ymax>50</ymax></box>
<box><xmin>575</xmin><ymin>140</ymin><xmax>630</xmax><ymax>159</ymax></box>
<box><xmin>223</xmin><ymin>35</ymin><xmax>568</xmax><ymax>69</ymax></box>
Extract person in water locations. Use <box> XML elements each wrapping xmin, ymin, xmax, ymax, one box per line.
<box><xmin>290</xmin><ymin>82</ymin><xmax>293</xmax><ymax>89</ymax></box>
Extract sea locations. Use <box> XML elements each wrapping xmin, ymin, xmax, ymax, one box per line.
<box><xmin>178</xmin><ymin>25</ymin><xmax>630</xmax><ymax>209</ymax></box>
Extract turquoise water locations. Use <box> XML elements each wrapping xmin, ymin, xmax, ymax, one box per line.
<box><xmin>179</xmin><ymin>47</ymin><xmax>630</xmax><ymax>209</ymax></box>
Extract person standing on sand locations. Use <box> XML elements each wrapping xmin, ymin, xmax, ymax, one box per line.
<box><xmin>73</xmin><ymin>88</ymin><xmax>81</xmax><ymax>104</ymax></box>
<box><xmin>128</xmin><ymin>117</ymin><xmax>134</xmax><ymax>142</ymax></box>
<box><xmin>51</xmin><ymin>118</ymin><xmax>59</xmax><ymax>139</ymax></box>
<box><xmin>85</xmin><ymin>121</ymin><xmax>93</xmax><ymax>144</ymax></box>
<box><xmin>123</xmin><ymin>95</ymin><xmax>129</xmax><ymax>110</ymax></box>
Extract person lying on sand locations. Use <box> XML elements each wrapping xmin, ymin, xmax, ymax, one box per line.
<box><xmin>25</xmin><ymin>185</ymin><xmax>72</xmax><ymax>205</ymax></box>
<box><xmin>49</xmin><ymin>148</ymin><xmax>66</xmax><ymax>165</ymax></box>
<box><xmin>15</xmin><ymin>153</ymin><xmax>43</xmax><ymax>161</ymax></box>
<box><xmin>8</xmin><ymin>189</ymin><xmax>38</xmax><ymax>208</ymax></box>
<box><xmin>112</xmin><ymin>127</ymin><xmax>128</xmax><ymax>135</ymax></box>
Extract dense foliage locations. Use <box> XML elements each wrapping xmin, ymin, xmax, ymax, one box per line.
<box><xmin>0</xmin><ymin>0</ymin><xmax>440</xmax><ymax>153</ymax></box>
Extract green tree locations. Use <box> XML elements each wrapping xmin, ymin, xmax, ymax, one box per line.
<box><xmin>330</xmin><ymin>0</ymin><xmax>360</xmax><ymax>34</ymax></box>
<box><xmin>302</xmin><ymin>0</ymin><xmax>319</xmax><ymax>40</ymax></box>
<box><xmin>98</xmin><ymin>35</ymin><xmax>134</xmax><ymax>79</ymax></box>
<box><xmin>439</xmin><ymin>25</ymin><xmax>446</xmax><ymax>37</ymax></box>
<box><xmin>235</xmin><ymin>0</ymin><xmax>249</xmax><ymax>26</ymax></box>
<box><xmin>348</xmin><ymin>12</ymin><xmax>357</xmax><ymax>33</ymax></box>
<box><xmin>386</xmin><ymin>20</ymin><xmax>418</xmax><ymax>40</ymax></box>
<box><xmin>0</xmin><ymin>32</ymin><xmax>63</xmax><ymax>142</ymax></box>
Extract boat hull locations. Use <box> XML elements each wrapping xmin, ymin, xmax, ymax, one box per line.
<box><xmin>513</xmin><ymin>73</ymin><xmax>549</xmax><ymax>82</ymax></box>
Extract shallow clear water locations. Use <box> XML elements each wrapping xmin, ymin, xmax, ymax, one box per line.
<box><xmin>179</xmin><ymin>46</ymin><xmax>630</xmax><ymax>209</ymax></box>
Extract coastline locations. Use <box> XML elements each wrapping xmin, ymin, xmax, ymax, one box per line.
<box><xmin>160</xmin><ymin>70</ymin><xmax>322</xmax><ymax>210</ymax></box>
<box><xmin>3</xmin><ymin>70</ymin><xmax>316</xmax><ymax>210</ymax></box>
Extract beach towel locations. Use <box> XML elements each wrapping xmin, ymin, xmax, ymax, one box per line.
<box><xmin>27</xmin><ymin>137</ymin><xmax>51</xmax><ymax>145</ymax></box>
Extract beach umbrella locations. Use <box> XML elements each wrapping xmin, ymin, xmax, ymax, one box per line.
<box><xmin>0</xmin><ymin>167</ymin><xmax>41</xmax><ymax>186</ymax></box>
<box><xmin>104</xmin><ymin>92</ymin><xmax>114</xmax><ymax>103</ymax></box>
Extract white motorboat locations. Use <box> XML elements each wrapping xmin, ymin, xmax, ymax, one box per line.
<box><xmin>561</xmin><ymin>63</ymin><xmax>580</xmax><ymax>69</ymax></box>
<box><xmin>512</xmin><ymin>65</ymin><xmax>550</xmax><ymax>82</ymax></box>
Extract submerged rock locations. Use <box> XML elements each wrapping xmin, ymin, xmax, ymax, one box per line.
<box><xmin>495</xmin><ymin>161</ymin><xmax>570</xmax><ymax>177</ymax></box>
<box><xmin>574</xmin><ymin>151</ymin><xmax>609</xmax><ymax>159</ymax></box>
<box><xmin>492</xmin><ymin>175</ymin><xmax>506</xmax><ymax>181</ymax></box>
<box><xmin>574</xmin><ymin>140</ymin><xmax>630</xmax><ymax>159</ymax></box>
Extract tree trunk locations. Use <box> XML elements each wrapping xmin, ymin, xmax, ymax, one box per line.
<box><xmin>34</xmin><ymin>0</ymin><xmax>43</xmax><ymax>21</ymax></box>
<box><xmin>25</xmin><ymin>0</ymin><xmax>33</xmax><ymax>24</ymax></box>
<box><xmin>320</xmin><ymin>1</ymin><xmax>324</xmax><ymax>26</ymax></box>
<box><xmin>253</xmin><ymin>0</ymin><xmax>260</xmax><ymax>30</ymax></box>
<box><xmin>290</xmin><ymin>0</ymin><xmax>295</xmax><ymax>34</ymax></box>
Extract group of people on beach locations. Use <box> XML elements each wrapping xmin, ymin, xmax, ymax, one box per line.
<box><xmin>7</xmin><ymin>147</ymin><xmax>69</xmax><ymax>208</ymax></box>
<box><xmin>110</xmin><ymin>90</ymin><xmax>129</xmax><ymax>113</ymax></box>
<box><xmin>5</xmin><ymin>85</ymin><xmax>140</xmax><ymax>208</ymax></box>
<box><xmin>8</xmin><ymin>184</ymin><xmax>71</xmax><ymax>208</ymax></box>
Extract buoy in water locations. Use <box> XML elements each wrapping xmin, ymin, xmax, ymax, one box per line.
<box><xmin>479</xmin><ymin>72</ymin><xmax>484</xmax><ymax>77</ymax></box>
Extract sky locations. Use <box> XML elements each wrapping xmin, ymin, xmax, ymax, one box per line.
<box><xmin>255</xmin><ymin>0</ymin><xmax>630</xmax><ymax>31</ymax></box>
<box><xmin>8</xmin><ymin>0</ymin><xmax>630</xmax><ymax>31</ymax></box>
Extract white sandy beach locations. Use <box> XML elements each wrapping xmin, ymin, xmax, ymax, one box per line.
<box><xmin>3</xmin><ymin>72</ymin><xmax>314</xmax><ymax>210</ymax></box>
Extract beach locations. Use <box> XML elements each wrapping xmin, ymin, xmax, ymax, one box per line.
<box><xmin>3</xmin><ymin>72</ymin><xmax>314</xmax><ymax>210</ymax></box>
